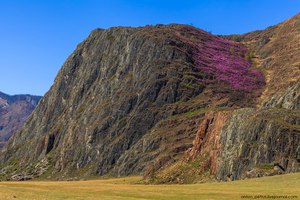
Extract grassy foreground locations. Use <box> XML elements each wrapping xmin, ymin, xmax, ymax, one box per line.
<box><xmin>0</xmin><ymin>173</ymin><xmax>299</xmax><ymax>200</ymax></box>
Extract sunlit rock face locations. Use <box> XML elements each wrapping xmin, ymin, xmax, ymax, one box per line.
<box><xmin>144</xmin><ymin>14</ymin><xmax>300</xmax><ymax>183</ymax></box>
<box><xmin>2</xmin><ymin>14</ymin><xmax>300</xmax><ymax>182</ymax></box>
<box><xmin>0</xmin><ymin>23</ymin><xmax>262</xmax><ymax>181</ymax></box>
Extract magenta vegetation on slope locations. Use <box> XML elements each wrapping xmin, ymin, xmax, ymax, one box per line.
<box><xmin>179</xmin><ymin>27</ymin><xmax>265</xmax><ymax>92</ymax></box>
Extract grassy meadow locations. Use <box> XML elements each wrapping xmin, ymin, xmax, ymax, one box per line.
<box><xmin>0</xmin><ymin>173</ymin><xmax>299</xmax><ymax>200</ymax></box>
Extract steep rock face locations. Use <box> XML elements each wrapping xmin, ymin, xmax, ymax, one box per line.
<box><xmin>186</xmin><ymin>111</ymin><xmax>231</xmax><ymax>175</ymax></box>
<box><xmin>115</xmin><ymin>111</ymin><xmax>201</xmax><ymax>177</ymax></box>
<box><xmin>214</xmin><ymin>14</ymin><xmax>300</xmax><ymax>180</ymax></box>
<box><xmin>150</xmin><ymin>13</ymin><xmax>300</xmax><ymax>183</ymax></box>
<box><xmin>2</xmin><ymin>14</ymin><xmax>299</xmax><ymax>182</ymax></box>
<box><xmin>154</xmin><ymin>82</ymin><xmax>300</xmax><ymax>183</ymax></box>
<box><xmin>0</xmin><ymin>92</ymin><xmax>41</xmax><ymax>148</ymax></box>
<box><xmin>0</xmin><ymin>24</ymin><xmax>259</xmax><ymax>180</ymax></box>
<box><xmin>262</xmin><ymin>82</ymin><xmax>300</xmax><ymax>109</ymax></box>
<box><xmin>217</xmin><ymin>82</ymin><xmax>300</xmax><ymax>180</ymax></box>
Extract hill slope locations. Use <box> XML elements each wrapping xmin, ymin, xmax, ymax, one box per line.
<box><xmin>150</xmin><ymin>14</ymin><xmax>300</xmax><ymax>183</ymax></box>
<box><xmin>0</xmin><ymin>14</ymin><xmax>299</xmax><ymax>182</ymax></box>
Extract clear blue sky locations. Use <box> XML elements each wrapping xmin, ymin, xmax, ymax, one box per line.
<box><xmin>1</xmin><ymin>0</ymin><xmax>299</xmax><ymax>96</ymax></box>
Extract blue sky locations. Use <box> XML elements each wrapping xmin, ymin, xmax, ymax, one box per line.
<box><xmin>1</xmin><ymin>0</ymin><xmax>299</xmax><ymax>95</ymax></box>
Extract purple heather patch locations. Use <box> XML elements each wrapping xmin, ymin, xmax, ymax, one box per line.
<box><xmin>178</xmin><ymin>26</ymin><xmax>265</xmax><ymax>92</ymax></box>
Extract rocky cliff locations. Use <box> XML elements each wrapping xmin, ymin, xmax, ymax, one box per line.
<box><xmin>214</xmin><ymin>13</ymin><xmax>300</xmax><ymax>181</ymax></box>
<box><xmin>0</xmin><ymin>14</ymin><xmax>299</xmax><ymax>182</ymax></box>
<box><xmin>0</xmin><ymin>24</ymin><xmax>262</xmax><ymax>180</ymax></box>
<box><xmin>147</xmin><ymin>14</ymin><xmax>300</xmax><ymax>183</ymax></box>
<box><xmin>0</xmin><ymin>92</ymin><xmax>41</xmax><ymax>148</ymax></box>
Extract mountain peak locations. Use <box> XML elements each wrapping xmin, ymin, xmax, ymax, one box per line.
<box><xmin>0</xmin><ymin>16</ymin><xmax>299</xmax><ymax>182</ymax></box>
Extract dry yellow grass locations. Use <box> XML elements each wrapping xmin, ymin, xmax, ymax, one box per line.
<box><xmin>0</xmin><ymin>173</ymin><xmax>300</xmax><ymax>200</ymax></box>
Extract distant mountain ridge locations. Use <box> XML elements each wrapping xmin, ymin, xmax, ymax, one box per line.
<box><xmin>0</xmin><ymin>92</ymin><xmax>41</xmax><ymax>148</ymax></box>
